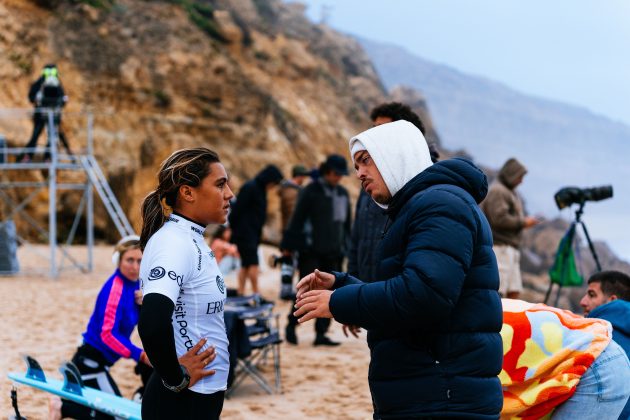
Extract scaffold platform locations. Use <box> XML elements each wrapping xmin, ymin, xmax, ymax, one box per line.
<box><xmin>0</xmin><ymin>108</ymin><xmax>134</xmax><ymax>277</ymax></box>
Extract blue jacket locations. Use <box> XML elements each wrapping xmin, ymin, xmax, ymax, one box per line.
<box><xmin>589</xmin><ymin>299</ymin><xmax>630</xmax><ymax>420</ymax></box>
<box><xmin>588</xmin><ymin>299</ymin><xmax>630</xmax><ymax>356</ymax></box>
<box><xmin>83</xmin><ymin>269</ymin><xmax>142</xmax><ymax>364</ymax></box>
<box><xmin>330</xmin><ymin>158</ymin><xmax>503</xmax><ymax>419</ymax></box>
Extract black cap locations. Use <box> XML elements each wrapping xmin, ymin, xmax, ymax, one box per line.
<box><xmin>323</xmin><ymin>154</ymin><xmax>349</xmax><ymax>176</ymax></box>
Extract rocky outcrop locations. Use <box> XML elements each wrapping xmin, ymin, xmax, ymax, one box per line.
<box><xmin>0</xmin><ymin>0</ymin><xmax>387</xmax><ymax>239</ymax></box>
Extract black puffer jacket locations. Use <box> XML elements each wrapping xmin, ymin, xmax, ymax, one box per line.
<box><xmin>330</xmin><ymin>158</ymin><xmax>503</xmax><ymax>419</ymax></box>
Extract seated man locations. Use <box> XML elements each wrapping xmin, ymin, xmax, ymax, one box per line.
<box><xmin>580</xmin><ymin>270</ymin><xmax>630</xmax><ymax>419</ymax></box>
<box><xmin>501</xmin><ymin>299</ymin><xmax>630</xmax><ymax>419</ymax></box>
<box><xmin>580</xmin><ymin>270</ymin><xmax>629</xmax><ymax>353</ymax></box>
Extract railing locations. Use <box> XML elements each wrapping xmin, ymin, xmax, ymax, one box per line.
<box><xmin>0</xmin><ymin>108</ymin><xmax>133</xmax><ymax>277</ymax></box>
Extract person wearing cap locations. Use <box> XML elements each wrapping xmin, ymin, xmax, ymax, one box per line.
<box><xmin>480</xmin><ymin>158</ymin><xmax>540</xmax><ymax>299</ymax></box>
<box><xmin>293</xmin><ymin>121</ymin><xmax>503</xmax><ymax>418</ymax></box>
<box><xmin>281</xmin><ymin>155</ymin><xmax>352</xmax><ymax>346</ymax></box>
<box><xmin>228</xmin><ymin>164</ymin><xmax>284</xmax><ymax>296</ymax></box>
<box><xmin>278</xmin><ymin>164</ymin><xmax>311</xmax><ymax>232</ymax></box>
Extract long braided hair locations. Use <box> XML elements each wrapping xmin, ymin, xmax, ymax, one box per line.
<box><xmin>140</xmin><ymin>147</ymin><xmax>220</xmax><ymax>250</ymax></box>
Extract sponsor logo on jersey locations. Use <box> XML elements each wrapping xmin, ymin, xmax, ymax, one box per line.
<box><xmin>206</xmin><ymin>299</ymin><xmax>224</xmax><ymax>314</ymax></box>
<box><xmin>209</xmin><ymin>250</ymin><xmax>215</xmax><ymax>259</ymax></box>
<box><xmin>168</xmin><ymin>270</ymin><xmax>184</xmax><ymax>286</ymax></box>
<box><xmin>167</xmin><ymin>216</ymin><xmax>179</xmax><ymax>223</ymax></box>
<box><xmin>148</xmin><ymin>266</ymin><xmax>166</xmax><ymax>281</ymax></box>
<box><xmin>190</xmin><ymin>225</ymin><xmax>204</xmax><ymax>235</ymax></box>
<box><xmin>174</xmin><ymin>296</ymin><xmax>194</xmax><ymax>350</ymax></box>
<box><xmin>192</xmin><ymin>239</ymin><xmax>202</xmax><ymax>270</ymax></box>
<box><xmin>216</xmin><ymin>275</ymin><xmax>225</xmax><ymax>294</ymax></box>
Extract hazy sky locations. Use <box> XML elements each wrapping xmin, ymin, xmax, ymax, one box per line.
<box><xmin>291</xmin><ymin>0</ymin><xmax>630</xmax><ymax>126</ymax></box>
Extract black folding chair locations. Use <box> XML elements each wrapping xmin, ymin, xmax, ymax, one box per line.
<box><xmin>225</xmin><ymin>295</ymin><xmax>282</xmax><ymax>396</ymax></box>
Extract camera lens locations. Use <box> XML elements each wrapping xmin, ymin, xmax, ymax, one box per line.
<box><xmin>583</xmin><ymin>185</ymin><xmax>613</xmax><ymax>202</ymax></box>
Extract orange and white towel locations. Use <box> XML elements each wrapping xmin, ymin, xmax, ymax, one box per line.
<box><xmin>500</xmin><ymin>299</ymin><xmax>612</xmax><ymax>420</ymax></box>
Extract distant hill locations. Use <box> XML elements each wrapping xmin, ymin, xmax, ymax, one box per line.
<box><xmin>359</xmin><ymin>37</ymin><xmax>630</xmax><ymax>264</ymax></box>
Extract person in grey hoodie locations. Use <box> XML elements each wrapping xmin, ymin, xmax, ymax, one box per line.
<box><xmin>480</xmin><ymin>158</ymin><xmax>540</xmax><ymax>299</ymax></box>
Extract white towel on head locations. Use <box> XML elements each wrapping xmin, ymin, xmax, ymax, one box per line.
<box><xmin>349</xmin><ymin>120</ymin><xmax>432</xmax><ymax>208</ymax></box>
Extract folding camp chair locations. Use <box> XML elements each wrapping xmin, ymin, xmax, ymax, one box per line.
<box><xmin>225</xmin><ymin>295</ymin><xmax>283</xmax><ymax>396</ymax></box>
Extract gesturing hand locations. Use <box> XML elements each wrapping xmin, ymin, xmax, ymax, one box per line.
<box><xmin>293</xmin><ymin>290</ymin><xmax>333</xmax><ymax>323</ymax></box>
<box><xmin>178</xmin><ymin>338</ymin><xmax>216</xmax><ymax>388</ymax></box>
<box><xmin>295</xmin><ymin>269</ymin><xmax>335</xmax><ymax>300</ymax></box>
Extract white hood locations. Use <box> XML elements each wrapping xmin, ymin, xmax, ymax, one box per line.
<box><xmin>349</xmin><ymin>120</ymin><xmax>432</xmax><ymax>208</ymax></box>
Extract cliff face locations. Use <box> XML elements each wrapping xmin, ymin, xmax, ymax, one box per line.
<box><xmin>0</xmin><ymin>0</ymin><xmax>387</xmax><ymax>237</ymax></box>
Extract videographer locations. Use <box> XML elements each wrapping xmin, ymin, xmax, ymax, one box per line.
<box><xmin>481</xmin><ymin>157</ymin><xmax>540</xmax><ymax>299</ymax></box>
<box><xmin>20</xmin><ymin>63</ymin><xmax>72</xmax><ymax>163</ymax></box>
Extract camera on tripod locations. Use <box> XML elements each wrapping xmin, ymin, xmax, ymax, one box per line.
<box><xmin>554</xmin><ymin>185</ymin><xmax>613</xmax><ymax>209</ymax></box>
<box><xmin>546</xmin><ymin>184</ymin><xmax>613</xmax><ymax>306</ymax></box>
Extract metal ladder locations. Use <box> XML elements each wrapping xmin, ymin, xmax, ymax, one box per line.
<box><xmin>79</xmin><ymin>155</ymin><xmax>135</xmax><ymax>237</ymax></box>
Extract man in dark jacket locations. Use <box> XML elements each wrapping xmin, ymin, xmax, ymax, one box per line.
<box><xmin>281</xmin><ymin>154</ymin><xmax>352</xmax><ymax>346</ymax></box>
<box><xmin>228</xmin><ymin>164</ymin><xmax>283</xmax><ymax>295</ymax></box>
<box><xmin>20</xmin><ymin>63</ymin><xmax>72</xmax><ymax>162</ymax></box>
<box><xmin>294</xmin><ymin>120</ymin><xmax>503</xmax><ymax>419</ymax></box>
<box><xmin>348</xmin><ymin>102</ymin><xmax>439</xmax><ymax>284</ymax></box>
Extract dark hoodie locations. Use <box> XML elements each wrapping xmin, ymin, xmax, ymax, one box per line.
<box><xmin>480</xmin><ymin>158</ymin><xmax>528</xmax><ymax>248</ymax></box>
<box><xmin>228</xmin><ymin>165</ymin><xmax>283</xmax><ymax>246</ymax></box>
<box><xmin>330</xmin><ymin>158</ymin><xmax>503</xmax><ymax>419</ymax></box>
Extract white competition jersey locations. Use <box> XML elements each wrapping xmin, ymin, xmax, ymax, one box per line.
<box><xmin>140</xmin><ymin>213</ymin><xmax>228</xmax><ymax>394</ymax></box>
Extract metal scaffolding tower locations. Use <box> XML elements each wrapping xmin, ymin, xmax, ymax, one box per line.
<box><xmin>0</xmin><ymin>108</ymin><xmax>135</xmax><ymax>277</ymax></box>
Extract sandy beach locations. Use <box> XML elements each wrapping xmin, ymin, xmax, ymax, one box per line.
<box><xmin>1</xmin><ymin>244</ymin><xmax>372</xmax><ymax>419</ymax></box>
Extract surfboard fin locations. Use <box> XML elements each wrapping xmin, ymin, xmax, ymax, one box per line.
<box><xmin>59</xmin><ymin>363</ymin><xmax>84</xmax><ymax>396</ymax></box>
<box><xmin>62</xmin><ymin>361</ymin><xmax>85</xmax><ymax>388</ymax></box>
<box><xmin>23</xmin><ymin>355</ymin><xmax>46</xmax><ymax>382</ymax></box>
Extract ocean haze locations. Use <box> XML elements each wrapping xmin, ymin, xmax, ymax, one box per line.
<box><xmin>359</xmin><ymin>37</ymin><xmax>630</xmax><ymax>263</ymax></box>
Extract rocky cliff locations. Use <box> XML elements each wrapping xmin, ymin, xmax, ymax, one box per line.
<box><xmin>1</xmin><ymin>0</ymin><xmax>419</xmax><ymax>239</ymax></box>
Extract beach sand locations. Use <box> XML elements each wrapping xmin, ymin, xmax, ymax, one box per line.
<box><xmin>1</xmin><ymin>244</ymin><xmax>372</xmax><ymax>419</ymax></box>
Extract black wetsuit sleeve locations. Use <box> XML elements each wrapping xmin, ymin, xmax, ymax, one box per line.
<box><xmin>138</xmin><ymin>293</ymin><xmax>184</xmax><ymax>386</ymax></box>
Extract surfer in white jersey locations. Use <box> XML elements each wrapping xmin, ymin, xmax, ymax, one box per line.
<box><xmin>138</xmin><ymin>148</ymin><xmax>234</xmax><ymax>420</ymax></box>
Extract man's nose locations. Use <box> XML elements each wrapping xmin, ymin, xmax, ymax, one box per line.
<box><xmin>579</xmin><ymin>296</ymin><xmax>587</xmax><ymax>308</ymax></box>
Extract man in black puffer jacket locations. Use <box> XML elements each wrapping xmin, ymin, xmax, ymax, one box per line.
<box><xmin>294</xmin><ymin>120</ymin><xmax>503</xmax><ymax>419</ymax></box>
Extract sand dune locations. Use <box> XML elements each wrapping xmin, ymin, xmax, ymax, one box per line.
<box><xmin>0</xmin><ymin>244</ymin><xmax>372</xmax><ymax>419</ymax></box>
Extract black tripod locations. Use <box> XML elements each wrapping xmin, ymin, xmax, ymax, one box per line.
<box><xmin>544</xmin><ymin>201</ymin><xmax>602</xmax><ymax>306</ymax></box>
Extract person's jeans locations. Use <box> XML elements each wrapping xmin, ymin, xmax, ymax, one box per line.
<box><xmin>552</xmin><ymin>339</ymin><xmax>630</xmax><ymax>419</ymax></box>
